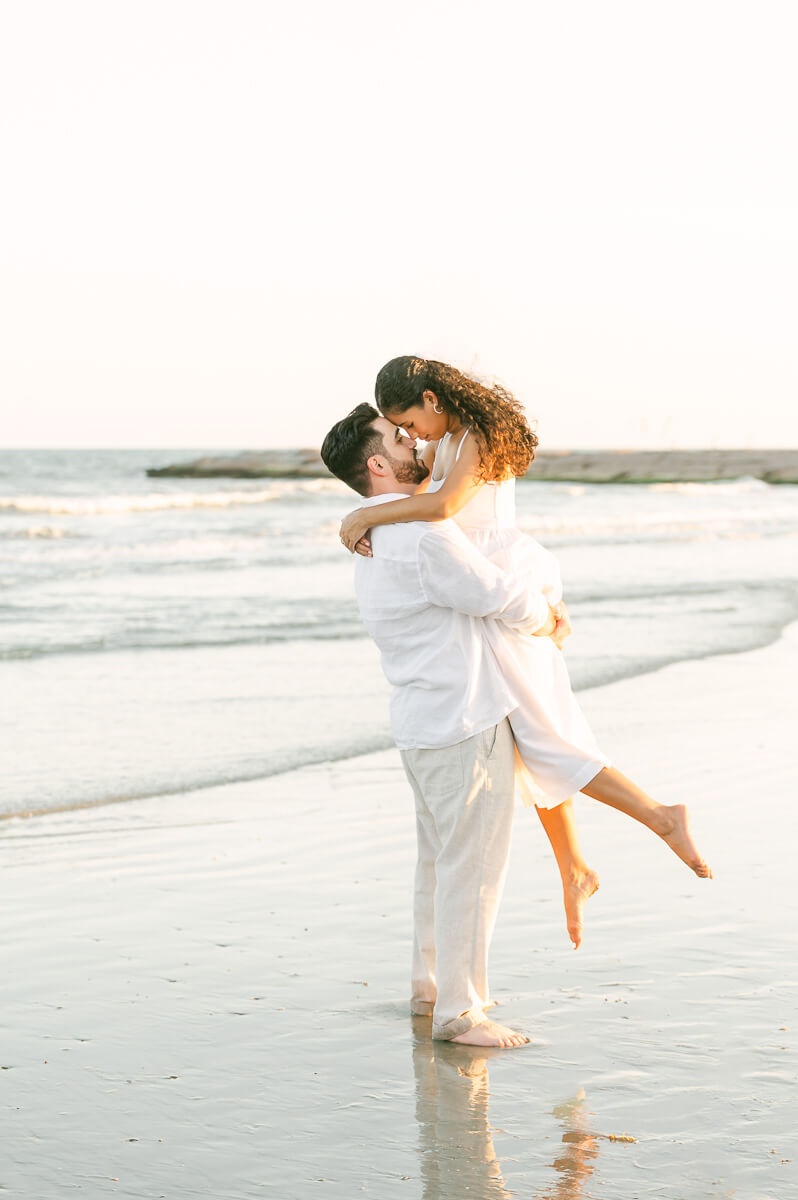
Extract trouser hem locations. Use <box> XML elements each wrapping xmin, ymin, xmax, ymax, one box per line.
<box><xmin>412</xmin><ymin>997</ymin><xmax>496</xmax><ymax>1019</ymax></box>
<box><xmin>432</xmin><ymin>1006</ymin><xmax>485</xmax><ymax>1041</ymax></box>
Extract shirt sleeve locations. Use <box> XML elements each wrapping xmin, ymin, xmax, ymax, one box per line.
<box><xmin>416</xmin><ymin>523</ymin><xmax>551</xmax><ymax>632</ymax></box>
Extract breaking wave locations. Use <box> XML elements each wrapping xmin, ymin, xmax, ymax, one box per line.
<box><xmin>0</xmin><ymin>478</ymin><xmax>349</xmax><ymax>516</ymax></box>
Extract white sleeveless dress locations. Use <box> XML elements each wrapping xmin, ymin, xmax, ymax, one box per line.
<box><xmin>428</xmin><ymin>429</ymin><xmax>610</xmax><ymax>808</ymax></box>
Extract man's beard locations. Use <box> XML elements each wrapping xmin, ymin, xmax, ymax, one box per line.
<box><xmin>388</xmin><ymin>449</ymin><xmax>429</xmax><ymax>486</ymax></box>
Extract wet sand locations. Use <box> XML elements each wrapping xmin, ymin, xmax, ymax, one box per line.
<box><xmin>3</xmin><ymin>626</ymin><xmax>797</xmax><ymax>1198</ymax></box>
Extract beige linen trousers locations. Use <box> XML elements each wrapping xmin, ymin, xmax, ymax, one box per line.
<box><xmin>400</xmin><ymin>717</ymin><xmax>516</xmax><ymax>1040</ymax></box>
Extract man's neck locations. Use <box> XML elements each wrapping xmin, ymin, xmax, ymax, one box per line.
<box><xmin>366</xmin><ymin>481</ymin><xmax>416</xmax><ymax>498</ymax></box>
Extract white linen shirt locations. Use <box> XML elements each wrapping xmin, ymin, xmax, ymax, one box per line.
<box><xmin>353</xmin><ymin>493</ymin><xmax>551</xmax><ymax>750</ymax></box>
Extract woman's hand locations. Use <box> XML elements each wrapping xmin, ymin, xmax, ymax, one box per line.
<box><xmin>340</xmin><ymin>508</ymin><xmax>372</xmax><ymax>553</ymax></box>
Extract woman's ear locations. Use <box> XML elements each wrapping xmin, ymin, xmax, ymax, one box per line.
<box><xmin>423</xmin><ymin>389</ymin><xmax>443</xmax><ymax>416</ymax></box>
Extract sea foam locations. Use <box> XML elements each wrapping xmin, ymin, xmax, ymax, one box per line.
<box><xmin>0</xmin><ymin>478</ymin><xmax>349</xmax><ymax>516</ymax></box>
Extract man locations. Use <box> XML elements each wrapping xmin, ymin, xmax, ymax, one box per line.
<box><xmin>320</xmin><ymin>404</ymin><xmax>560</xmax><ymax>1049</ymax></box>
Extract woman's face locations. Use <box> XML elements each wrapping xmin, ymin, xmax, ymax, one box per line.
<box><xmin>386</xmin><ymin>393</ymin><xmax>450</xmax><ymax>443</ymax></box>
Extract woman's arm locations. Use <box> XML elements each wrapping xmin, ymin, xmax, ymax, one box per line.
<box><xmin>350</xmin><ymin>440</ymin><xmax>438</xmax><ymax>557</ymax></box>
<box><xmin>340</xmin><ymin>434</ymin><xmax>483</xmax><ymax>552</ymax></box>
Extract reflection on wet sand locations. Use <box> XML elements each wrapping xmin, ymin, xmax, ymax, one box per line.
<box><xmin>411</xmin><ymin>1017</ymin><xmax>511</xmax><ymax>1199</ymax></box>
<box><xmin>542</xmin><ymin>1090</ymin><xmax>599</xmax><ymax>1200</ymax></box>
<box><xmin>411</xmin><ymin>1018</ymin><xmax>600</xmax><ymax>1200</ymax></box>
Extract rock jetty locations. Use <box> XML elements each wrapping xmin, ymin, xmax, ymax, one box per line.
<box><xmin>148</xmin><ymin>450</ymin><xmax>325</xmax><ymax>479</ymax></box>
<box><xmin>147</xmin><ymin>448</ymin><xmax>798</xmax><ymax>484</ymax></box>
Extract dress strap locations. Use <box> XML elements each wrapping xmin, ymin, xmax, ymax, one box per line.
<box><xmin>454</xmin><ymin>427</ymin><xmax>471</xmax><ymax>463</ymax></box>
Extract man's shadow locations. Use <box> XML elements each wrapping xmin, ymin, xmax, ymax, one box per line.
<box><xmin>411</xmin><ymin>1017</ymin><xmax>599</xmax><ymax>1199</ymax></box>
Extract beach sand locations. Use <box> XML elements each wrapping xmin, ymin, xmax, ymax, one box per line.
<box><xmin>3</xmin><ymin>627</ymin><xmax>797</xmax><ymax>1198</ymax></box>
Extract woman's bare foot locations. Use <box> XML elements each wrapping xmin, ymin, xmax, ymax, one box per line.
<box><xmin>582</xmin><ymin>769</ymin><xmax>713</xmax><ymax>880</ymax></box>
<box><xmin>656</xmin><ymin>803</ymin><xmax>713</xmax><ymax>877</ymax></box>
<box><xmin>450</xmin><ymin>1020</ymin><xmax>529</xmax><ymax>1048</ymax></box>
<box><xmin>563</xmin><ymin>867</ymin><xmax>600</xmax><ymax>949</ymax></box>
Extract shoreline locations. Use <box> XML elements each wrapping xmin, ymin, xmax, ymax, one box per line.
<box><xmin>3</xmin><ymin>622</ymin><xmax>796</xmax><ymax>1197</ymax></box>
<box><xmin>4</xmin><ymin>612</ymin><xmax>797</xmax><ymax>824</ymax></box>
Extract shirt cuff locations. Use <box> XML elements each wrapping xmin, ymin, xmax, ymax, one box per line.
<box><xmin>508</xmin><ymin>595</ymin><xmax>551</xmax><ymax>635</ymax></box>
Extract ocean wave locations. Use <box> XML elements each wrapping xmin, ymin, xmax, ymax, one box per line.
<box><xmin>4</xmin><ymin>578</ymin><xmax>796</xmax><ymax>661</ymax></box>
<box><xmin>0</xmin><ymin>525</ymin><xmax>73</xmax><ymax>539</ymax></box>
<box><xmin>6</xmin><ymin>615</ymin><xmax>798</xmax><ymax>822</ymax></box>
<box><xmin>519</xmin><ymin>506</ymin><xmax>798</xmax><ymax>539</ymax></box>
<box><xmin>0</xmin><ymin>624</ymin><xmax>368</xmax><ymax>661</ymax></box>
<box><xmin>0</xmin><ymin>732</ymin><xmax>398</xmax><ymax>821</ymax></box>
<box><xmin>648</xmin><ymin>476</ymin><xmax>772</xmax><ymax>495</ymax></box>
<box><xmin>0</xmin><ymin>478</ymin><xmax>350</xmax><ymax>516</ymax></box>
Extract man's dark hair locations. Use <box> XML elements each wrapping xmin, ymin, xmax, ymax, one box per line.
<box><xmin>320</xmin><ymin>403</ymin><xmax>385</xmax><ymax>496</ymax></box>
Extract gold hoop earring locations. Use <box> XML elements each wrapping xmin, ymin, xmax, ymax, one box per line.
<box><xmin>433</xmin><ymin>403</ymin><xmax>443</xmax><ymax>413</ymax></box>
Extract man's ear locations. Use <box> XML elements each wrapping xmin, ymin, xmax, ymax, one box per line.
<box><xmin>366</xmin><ymin>454</ymin><xmax>387</xmax><ymax>478</ymax></box>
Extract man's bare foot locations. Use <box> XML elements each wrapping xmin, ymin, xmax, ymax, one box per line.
<box><xmin>563</xmin><ymin>867</ymin><xmax>600</xmax><ymax>949</ymax></box>
<box><xmin>656</xmin><ymin>804</ymin><xmax>713</xmax><ymax>877</ymax></box>
<box><xmin>450</xmin><ymin>1019</ymin><xmax>529</xmax><ymax>1048</ymax></box>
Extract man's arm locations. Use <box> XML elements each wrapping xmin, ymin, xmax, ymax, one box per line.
<box><xmin>416</xmin><ymin>523</ymin><xmax>556</xmax><ymax>635</ymax></box>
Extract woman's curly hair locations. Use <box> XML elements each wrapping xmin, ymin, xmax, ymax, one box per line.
<box><xmin>375</xmin><ymin>356</ymin><xmax>538</xmax><ymax>482</ymax></box>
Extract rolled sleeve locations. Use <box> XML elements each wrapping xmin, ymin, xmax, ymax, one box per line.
<box><xmin>417</xmin><ymin>523</ymin><xmax>551</xmax><ymax>632</ymax></box>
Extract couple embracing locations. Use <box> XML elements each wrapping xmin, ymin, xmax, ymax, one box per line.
<box><xmin>321</xmin><ymin>356</ymin><xmax>711</xmax><ymax>1049</ymax></box>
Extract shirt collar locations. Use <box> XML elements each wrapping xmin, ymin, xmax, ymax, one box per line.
<box><xmin>359</xmin><ymin>492</ymin><xmax>414</xmax><ymax>508</ymax></box>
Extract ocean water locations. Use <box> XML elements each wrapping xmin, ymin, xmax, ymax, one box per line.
<box><xmin>1</xmin><ymin>449</ymin><xmax>797</xmax><ymax>818</ymax></box>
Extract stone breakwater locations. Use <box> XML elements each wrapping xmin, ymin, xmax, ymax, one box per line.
<box><xmin>147</xmin><ymin>448</ymin><xmax>798</xmax><ymax>483</ymax></box>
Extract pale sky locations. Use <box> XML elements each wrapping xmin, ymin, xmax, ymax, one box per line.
<box><xmin>1</xmin><ymin>0</ymin><xmax>796</xmax><ymax>449</ymax></box>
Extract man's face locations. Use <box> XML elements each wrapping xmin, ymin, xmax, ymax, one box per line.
<box><xmin>371</xmin><ymin>417</ymin><xmax>429</xmax><ymax>486</ymax></box>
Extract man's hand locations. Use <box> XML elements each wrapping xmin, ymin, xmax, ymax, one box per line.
<box><xmin>551</xmin><ymin>602</ymin><xmax>572</xmax><ymax>650</ymax></box>
<box><xmin>533</xmin><ymin>605</ymin><xmax>559</xmax><ymax>637</ymax></box>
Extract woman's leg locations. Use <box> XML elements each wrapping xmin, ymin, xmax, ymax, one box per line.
<box><xmin>581</xmin><ymin>767</ymin><xmax>712</xmax><ymax>877</ymax></box>
<box><xmin>535</xmin><ymin>799</ymin><xmax>600</xmax><ymax>950</ymax></box>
